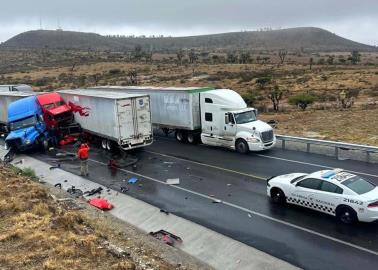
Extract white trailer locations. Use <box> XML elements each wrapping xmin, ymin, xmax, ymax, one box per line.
<box><xmin>0</xmin><ymin>84</ymin><xmax>33</xmax><ymax>92</ymax></box>
<box><xmin>58</xmin><ymin>89</ymin><xmax>153</xmax><ymax>151</ymax></box>
<box><xmin>91</xmin><ymin>86</ymin><xmax>276</xmax><ymax>153</ymax></box>
<box><xmin>0</xmin><ymin>91</ymin><xmax>35</xmax><ymax>127</ymax></box>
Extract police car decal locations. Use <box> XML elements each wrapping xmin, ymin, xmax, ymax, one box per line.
<box><xmin>267</xmin><ymin>169</ymin><xmax>378</xmax><ymax>223</ymax></box>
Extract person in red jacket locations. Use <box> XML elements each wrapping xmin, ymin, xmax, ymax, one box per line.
<box><xmin>77</xmin><ymin>143</ymin><xmax>90</xmax><ymax>176</ymax></box>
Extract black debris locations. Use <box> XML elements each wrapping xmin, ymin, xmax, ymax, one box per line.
<box><xmin>67</xmin><ymin>185</ymin><xmax>84</xmax><ymax>198</ymax></box>
<box><xmin>64</xmin><ymin>180</ymin><xmax>68</xmax><ymax>182</ymax></box>
<box><xmin>160</xmin><ymin>209</ymin><xmax>170</xmax><ymax>215</ymax></box>
<box><xmin>49</xmin><ymin>164</ymin><xmax>61</xmax><ymax>170</ymax></box>
<box><xmin>54</xmin><ymin>183</ymin><xmax>62</xmax><ymax>189</ymax></box>
<box><xmin>120</xmin><ymin>186</ymin><xmax>129</xmax><ymax>193</ymax></box>
<box><xmin>84</xmin><ymin>187</ymin><xmax>103</xmax><ymax>196</ymax></box>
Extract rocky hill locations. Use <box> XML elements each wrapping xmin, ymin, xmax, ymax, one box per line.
<box><xmin>1</xmin><ymin>27</ymin><xmax>376</xmax><ymax>52</ymax></box>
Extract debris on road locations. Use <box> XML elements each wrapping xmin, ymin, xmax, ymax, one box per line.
<box><xmin>149</xmin><ymin>230</ymin><xmax>183</xmax><ymax>247</ymax></box>
<box><xmin>164</xmin><ymin>161</ymin><xmax>174</xmax><ymax>164</ymax></box>
<box><xmin>128</xmin><ymin>177</ymin><xmax>138</xmax><ymax>184</ymax></box>
<box><xmin>67</xmin><ymin>185</ymin><xmax>84</xmax><ymax>198</ymax></box>
<box><xmin>49</xmin><ymin>164</ymin><xmax>61</xmax><ymax>170</ymax></box>
<box><xmin>166</xmin><ymin>178</ymin><xmax>180</xmax><ymax>185</ymax></box>
<box><xmin>227</xmin><ymin>183</ymin><xmax>232</xmax><ymax>187</ymax></box>
<box><xmin>160</xmin><ymin>209</ymin><xmax>170</xmax><ymax>215</ymax></box>
<box><xmin>84</xmin><ymin>187</ymin><xmax>103</xmax><ymax>196</ymax></box>
<box><xmin>120</xmin><ymin>186</ymin><xmax>129</xmax><ymax>193</ymax></box>
<box><xmin>212</xmin><ymin>199</ymin><xmax>221</xmax><ymax>203</ymax></box>
<box><xmin>248</xmin><ymin>214</ymin><xmax>252</xmax><ymax>218</ymax></box>
<box><xmin>54</xmin><ymin>183</ymin><xmax>62</xmax><ymax>189</ymax></box>
<box><xmin>88</xmin><ymin>197</ymin><xmax>113</xmax><ymax>210</ymax></box>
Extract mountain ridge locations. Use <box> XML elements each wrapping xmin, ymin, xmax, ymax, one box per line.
<box><xmin>1</xmin><ymin>27</ymin><xmax>376</xmax><ymax>52</ymax></box>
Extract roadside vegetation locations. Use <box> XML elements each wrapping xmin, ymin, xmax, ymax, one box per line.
<box><xmin>0</xmin><ymin>164</ymin><xmax>199</xmax><ymax>270</ymax></box>
<box><xmin>0</xmin><ymin>46</ymin><xmax>377</xmax><ymax>145</ymax></box>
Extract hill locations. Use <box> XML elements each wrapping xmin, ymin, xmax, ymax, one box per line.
<box><xmin>1</xmin><ymin>27</ymin><xmax>376</xmax><ymax>52</ymax></box>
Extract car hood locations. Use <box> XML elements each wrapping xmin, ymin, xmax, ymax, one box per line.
<box><xmin>238</xmin><ymin>120</ymin><xmax>273</xmax><ymax>133</ymax></box>
<box><xmin>360</xmin><ymin>187</ymin><xmax>378</xmax><ymax>201</ymax></box>
<box><xmin>270</xmin><ymin>173</ymin><xmax>308</xmax><ymax>184</ymax></box>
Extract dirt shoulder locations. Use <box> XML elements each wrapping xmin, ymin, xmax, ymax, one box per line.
<box><xmin>259</xmin><ymin>107</ymin><xmax>378</xmax><ymax>146</ymax></box>
<box><xmin>0</xmin><ymin>163</ymin><xmax>210</xmax><ymax>270</ymax></box>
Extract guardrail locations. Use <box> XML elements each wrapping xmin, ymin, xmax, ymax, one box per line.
<box><xmin>275</xmin><ymin>135</ymin><xmax>378</xmax><ymax>163</ymax></box>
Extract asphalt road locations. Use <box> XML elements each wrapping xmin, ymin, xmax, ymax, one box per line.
<box><xmin>29</xmin><ymin>136</ymin><xmax>378</xmax><ymax>270</ymax></box>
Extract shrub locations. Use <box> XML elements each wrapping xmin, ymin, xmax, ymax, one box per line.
<box><xmin>288</xmin><ymin>94</ymin><xmax>317</xmax><ymax>110</ymax></box>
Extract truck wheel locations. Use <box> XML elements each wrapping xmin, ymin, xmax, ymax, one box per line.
<box><xmin>187</xmin><ymin>133</ymin><xmax>199</xmax><ymax>144</ymax></box>
<box><xmin>101</xmin><ymin>139</ymin><xmax>107</xmax><ymax>149</ymax></box>
<box><xmin>106</xmin><ymin>140</ymin><xmax>116</xmax><ymax>152</ymax></box>
<box><xmin>236</xmin><ymin>139</ymin><xmax>249</xmax><ymax>154</ymax></box>
<box><xmin>336</xmin><ymin>206</ymin><xmax>358</xmax><ymax>224</ymax></box>
<box><xmin>40</xmin><ymin>139</ymin><xmax>49</xmax><ymax>152</ymax></box>
<box><xmin>175</xmin><ymin>130</ymin><xmax>187</xmax><ymax>143</ymax></box>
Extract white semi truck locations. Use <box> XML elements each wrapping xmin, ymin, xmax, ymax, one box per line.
<box><xmin>91</xmin><ymin>86</ymin><xmax>276</xmax><ymax>153</ymax></box>
<box><xmin>58</xmin><ymin>89</ymin><xmax>153</xmax><ymax>151</ymax></box>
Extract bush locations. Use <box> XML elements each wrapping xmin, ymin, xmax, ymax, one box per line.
<box><xmin>108</xmin><ymin>69</ymin><xmax>122</xmax><ymax>75</ymax></box>
<box><xmin>255</xmin><ymin>76</ymin><xmax>272</xmax><ymax>88</ymax></box>
<box><xmin>288</xmin><ymin>94</ymin><xmax>317</xmax><ymax>110</ymax></box>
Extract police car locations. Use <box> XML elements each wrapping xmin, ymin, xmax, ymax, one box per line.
<box><xmin>267</xmin><ymin>169</ymin><xmax>378</xmax><ymax>224</ymax></box>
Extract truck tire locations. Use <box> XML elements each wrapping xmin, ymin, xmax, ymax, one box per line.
<box><xmin>106</xmin><ymin>140</ymin><xmax>116</xmax><ymax>152</ymax></box>
<box><xmin>175</xmin><ymin>130</ymin><xmax>187</xmax><ymax>143</ymax></box>
<box><xmin>101</xmin><ymin>139</ymin><xmax>107</xmax><ymax>149</ymax></box>
<box><xmin>39</xmin><ymin>138</ymin><xmax>49</xmax><ymax>152</ymax></box>
<box><xmin>236</xmin><ymin>139</ymin><xmax>249</xmax><ymax>154</ymax></box>
<box><xmin>187</xmin><ymin>133</ymin><xmax>199</xmax><ymax>144</ymax></box>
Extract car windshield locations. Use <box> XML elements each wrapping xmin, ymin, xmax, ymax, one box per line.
<box><xmin>342</xmin><ymin>176</ymin><xmax>376</xmax><ymax>195</ymax></box>
<box><xmin>290</xmin><ymin>175</ymin><xmax>306</xmax><ymax>184</ymax></box>
<box><xmin>10</xmin><ymin>116</ymin><xmax>36</xmax><ymax>131</ymax></box>
<box><xmin>234</xmin><ymin>111</ymin><xmax>256</xmax><ymax>124</ymax></box>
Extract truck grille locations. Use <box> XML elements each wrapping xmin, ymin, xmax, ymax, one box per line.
<box><xmin>261</xmin><ymin>130</ymin><xmax>274</xmax><ymax>143</ymax></box>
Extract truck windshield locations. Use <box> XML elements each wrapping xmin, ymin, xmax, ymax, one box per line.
<box><xmin>342</xmin><ymin>176</ymin><xmax>376</xmax><ymax>195</ymax></box>
<box><xmin>234</xmin><ymin>111</ymin><xmax>256</xmax><ymax>124</ymax></box>
<box><xmin>10</xmin><ymin>116</ymin><xmax>37</xmax><ymax>131</ymax></box>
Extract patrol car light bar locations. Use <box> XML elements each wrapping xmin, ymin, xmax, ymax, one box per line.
<box><xmin>321</xmin><ymin>168</ymin><xmax>344</xmax><ymax>179</ymax></box>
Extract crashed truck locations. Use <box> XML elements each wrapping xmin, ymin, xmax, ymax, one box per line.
<box><xmin>91</xmin><ymin>86</ymin><xmax>276</xmax><ymax>153</ymax></box>
<box><xmin>58</xmin><ymin>89</ymin><xmax>153</xmax><ymax>151</ymax></box>
<box><xmin>2</xmin><ymin>92</ymin><xmax>78</xmax><ymax>151</ymax></box>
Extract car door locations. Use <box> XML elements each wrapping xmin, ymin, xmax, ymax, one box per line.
<box><xmin>291</xmin><ymin>178</ymin><xmax>322</xmax><ymax>208</ymax></box>
<box><xmin>309</xmin><ymin>181</ymin><xmax>344</xmax><ymax>216</ymax></box>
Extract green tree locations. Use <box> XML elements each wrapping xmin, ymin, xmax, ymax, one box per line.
<box><xmin>278</xmin><ymin>49</ymin><xmax>288</xmax><ymax>65</ymax></box>
<box><xmin>288</xmin><ymin>94</ymin><xmax>317</xmax><ymax>110</ymax></box>
<box><xmin>268</xmin><ymin>85</ymin><xmax>285</xmax><ymax>112</ymax></box>
<box><xmin>348</xmin><ymin>50</ymin><xmax>360</xmax><ymax>65</ymax></box>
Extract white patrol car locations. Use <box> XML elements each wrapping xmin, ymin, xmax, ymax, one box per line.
<box><xmin>267</xmin><ymin>169</ymin><xmax>378</xmax><ymax>224</ymax></box>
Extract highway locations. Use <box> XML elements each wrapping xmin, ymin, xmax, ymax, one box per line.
<box><xmin>30</xmin><ymin>135</ymin><xmax>378</xmax><ymax>270</ymax></box>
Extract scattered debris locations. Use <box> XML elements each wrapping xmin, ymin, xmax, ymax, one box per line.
<box><xmin>149</xmin><ymin>230</ymin><xmax>182</xmax><ymax>247</ymax></box>
<box><xmin>248</xmin><ymin>214</ymin><xmax>252</xmax><ymax>218</ymax></box>
<box><xmin>64</xmin><ymin>180</ymin><xmax>68</xmax><ymax>182</ymax></box>
<box><xmin>120</xmin><ymin>186</ymin><xmax>129</xmax><ymax>193</ymax></box>
<box><xmin>128</xmin><ymin>177</ymin><xmax>138</xmax><ymax>184</ymax></box>
<box><xmin>49</xmin><ymin>164</ymin><xmax>61</xmax><ymax>170</ymax></box>
<box><xmin>88</xmin><ymin>197</ymin><xmax>113</xmax><ymax>210</ymax></box>
<box><xmin>227</xmin><ymin>183</ymin><xmax>232</xmax><ymax>187</ymax></box>
<box><xmin>212</xmin><ymin>199</ymin><xmax>221</xmax><ymax>203</ymax></box>
<box><xmin>160</xmin><ymin>209</ymin><xmax>170</xmax><ymax>215</ymax></box>
<box><xmin>14</xmin><ymin>159</ymin><xmax>23</xmax><ymax>165</ymax></box>
<box><xmin>166</xmin><ymin>178</ymin><xmax>180</xmax><ymax>185</ymax></box>
<box><xmin>163</xmin><ymin>161</ymin><xmax>174</xmax><ymax>164</ymax></box>
<box><xmin>54</xmin><ymin>183</ymin><xmax>62</xmax><ymax>189</ymax></box>
<box><xmin>84</xmin><ymin>187</ymin><xmax>103</xmax><ymax>196</ymax></box>
<box><xmin>67</xmin><ymin>185</ymin><xmax>84</xmax><ymax>198</ymax></box>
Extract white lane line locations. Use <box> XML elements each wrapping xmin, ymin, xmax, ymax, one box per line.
<box><xmin>87</xmin><ymin>157</ymin><xmax>378</xmax><ymax>257</ymax></box>
<box><xmin>256</xmin><ymin>154</ymin><xmax>378</xmax><ymax>179</ymax></box>
<box><xmin>154</xmin><ymin>136</ymin><xmax>378</xmax><ymax>179</ymax></box>
<box><xmin>143</xmin><ymin>149</ymin><xmax>266</xmax><ymax>181</ymax></box>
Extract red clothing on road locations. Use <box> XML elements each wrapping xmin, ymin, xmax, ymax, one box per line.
<box><xmin>77</xmin><ymin>144</ymin><xmax>90</xmax><ymax>160</ymax></box>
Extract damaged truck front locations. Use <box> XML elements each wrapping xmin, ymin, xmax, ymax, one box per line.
<box><xmin>5</xmin><ymin>96</ymin><xmax>50</xmax><ymax>151</ymax></box>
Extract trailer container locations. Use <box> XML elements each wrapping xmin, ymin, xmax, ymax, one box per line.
<box><xmin>91</xmin><ymin>86</ymin><xmax>276</xmax><ymax>153</ymax></box>
<box><xmin>58</xmin><ymin>89</ymin><xmax>153</xmax><ymax>151</ymax></box>
<box><xmin>0</xmin><ymin>91</ymin><xmax>35</xmax><ymax>126</ymax></box>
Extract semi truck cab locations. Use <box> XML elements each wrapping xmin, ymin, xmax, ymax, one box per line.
<box><xmin>200</xmin><ymin>89</ymin><xmax>275</xmax><ymax>153</ymax></box>
<box><xmin>5</xmin><ymin>96</ymin><xmax>50</xmax><ymax>151</ymax></box>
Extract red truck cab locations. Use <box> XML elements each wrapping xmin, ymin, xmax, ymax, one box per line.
<box><xmin>36</xmin><ymin>93</ymin><xmax>74</xmax><ymax>129</ymax></box>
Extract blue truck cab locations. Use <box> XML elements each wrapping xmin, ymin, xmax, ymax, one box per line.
<box><xmin>5</xmin><ymin>96</ymin><xmax>50</xmax><ymax>151</ymax></box>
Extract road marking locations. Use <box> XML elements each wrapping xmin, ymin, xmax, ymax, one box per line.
<box><xmin>154</xmin><ymin>135</ymin><xmax>378</xmax><ymax>179</ymax></box>
<box><xmin>143</xmin><ymin>149</ymin><xmax>266</xmax><ymax>181</ymax></box>
<box><xmin>87</xmin><ymin>156</ymin><xmax>378</xmax><ymax>257</ymax></box>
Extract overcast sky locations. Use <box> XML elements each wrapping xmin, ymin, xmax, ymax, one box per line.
<box><xmin>1</xmin><ymin>0</ymin><xmax>377</xmax><ymax>45</ymax></box>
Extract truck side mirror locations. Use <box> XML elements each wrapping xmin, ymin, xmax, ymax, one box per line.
<box><xmin>253</xmin><ymin>109</ymin><xmax>258</xmax><ymax>117</ymax></box>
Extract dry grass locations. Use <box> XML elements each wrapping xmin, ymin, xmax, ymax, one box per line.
<box><xmin>0</xmin><ymin>164</ymin><xmax>180</xmax><ymax>270</ymax></box>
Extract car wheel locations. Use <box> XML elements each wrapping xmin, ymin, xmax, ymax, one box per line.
<box><xmin>336</xmin><ymin>206</ymin><xmax>357</xmax><ymax>224</ymax></box>
<box><xmin>101</xmin><ymin>139</ymin><xmax>107</xmax><ymax>149</ymax></box>
<box><xmin>271</xmin><ymin>188</ymin><xmax>286</xmax><ymax>204</ymax></box>
<box><xmin>236</xmin><ymin>139</ymin><xmax>249</xmax><ymax>154</ymax></box>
